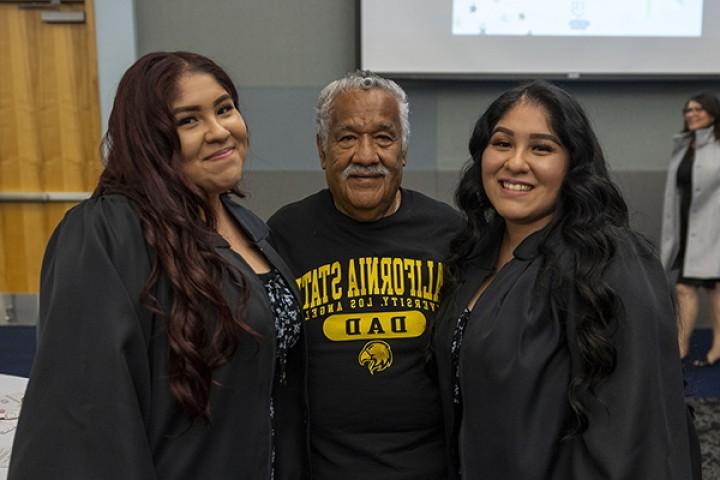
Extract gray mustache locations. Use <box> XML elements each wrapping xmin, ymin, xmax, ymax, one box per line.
<box><xmin>341</xmin><ymin>164</ymin><xmax>390</xmax><ymax>178</ymax></box>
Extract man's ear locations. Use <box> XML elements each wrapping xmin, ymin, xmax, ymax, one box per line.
<box><xmin>316</xmin><ymin>134</ymin><xmax>327</xmax><ymax>170</ymax></box>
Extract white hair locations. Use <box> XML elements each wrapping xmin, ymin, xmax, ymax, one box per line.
<box><xmin>315</xmin><ymin>71</ymin><xmax>410</xmax><ymax>154</ymax></box>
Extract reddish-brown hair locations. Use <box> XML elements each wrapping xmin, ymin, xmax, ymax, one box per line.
<box><xmin>96</xmin><ymin>51</ymin><xmax>253</xmax><ymax>419</ymax></box>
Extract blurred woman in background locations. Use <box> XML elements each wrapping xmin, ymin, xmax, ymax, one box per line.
<box><xmin>661</xmin><ymin>92</ymin><xmax>720</xmax><ymax>366</ymax></box>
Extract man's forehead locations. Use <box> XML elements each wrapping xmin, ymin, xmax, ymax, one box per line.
<box><xmin>332</xmin><ymin>117</ymin><xmax>399</xmax><ymax>132</ymax></box>
<box><xmin>329</xmin><ymin>89</ymin><xmax>401</xmax><ymax>130</ymax></box>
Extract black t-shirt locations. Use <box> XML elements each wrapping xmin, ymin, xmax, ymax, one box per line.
<box><xmin>268</xmin><ymin>189</ymin><xmax>463</xmax><ymax>480</ymax></box>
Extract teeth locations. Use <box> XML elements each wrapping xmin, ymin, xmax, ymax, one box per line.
<box><xmin>502</xmin><ymin>181</ymin><xmax>531</xmax><ymax>192</ymax></box>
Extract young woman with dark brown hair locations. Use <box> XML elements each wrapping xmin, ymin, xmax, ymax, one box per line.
<box><xmin>9</xmin><ymin>51</ymin><xmax>307</xmax><ymax>480</ymax></box>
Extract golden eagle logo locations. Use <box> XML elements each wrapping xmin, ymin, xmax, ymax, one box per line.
<box><xmin>358</xmin><ymin>341</ymin><xmax>393</xmax><ymax>375</ymax></box>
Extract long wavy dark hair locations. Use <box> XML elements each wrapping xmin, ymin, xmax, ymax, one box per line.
<box><xmin>682</xmin><ymin>92</ymin><xmax>720</xmax><ymax>139</ymax></box>
<box><xmin>449</xmin><ymin>80</ymin><xmax>630</xmax><ymax>436</ymax></box>
<box><xmin>95</xmin><ymin>51</ymin><xmax>254</xmax><ymax>419</ymax></box>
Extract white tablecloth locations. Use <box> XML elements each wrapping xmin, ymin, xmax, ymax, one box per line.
<box><xmin>0</xmin><ymin>375</ymin><xmax>28</xmax><ymax>480</ymax></box>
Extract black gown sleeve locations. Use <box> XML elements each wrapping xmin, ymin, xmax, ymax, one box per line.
<box><xmin>8</xmin><ymin>196</ymin><xmax>158</xmax><ymax>480</ymax></box>
<box><xmin>563</xmin><ymin>235</ymin><xmax>699</xmax><ymax>479</ymax></box>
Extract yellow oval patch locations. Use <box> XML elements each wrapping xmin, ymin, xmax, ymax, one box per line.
<box><xmin>323</xmin><ymin>310</ymin><xmax>426</xmax><ymax>341</ymax></box>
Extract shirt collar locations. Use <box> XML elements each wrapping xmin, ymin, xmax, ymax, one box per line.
<box><xmin>512</xmin><ymin>223</ymin><xmax>556</xmax><ymax>261</ymax></box>
<box><xmin>673</xmin><ymin>125</ymin><xmax>716</xmax><ymax>148</ymax></box>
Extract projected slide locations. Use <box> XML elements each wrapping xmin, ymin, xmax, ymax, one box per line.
<box><xmin>452</xmin><ymin>0</ymin><xmax>703</xmax><ymax>37</ymax></box>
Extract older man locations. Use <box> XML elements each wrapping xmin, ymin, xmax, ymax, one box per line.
<box><xmin>268</xmin><ymin>71</ymin><xmax>462</xmax><ymax>480</ymax></box>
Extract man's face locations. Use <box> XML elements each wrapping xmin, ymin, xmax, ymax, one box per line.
<box><xmin>319</xmin><ymin>88</ymin><xmax>405</xmax><ymax>222</ymax></box>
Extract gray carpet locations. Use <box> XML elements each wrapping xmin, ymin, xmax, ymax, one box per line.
<box><xmin>690</xmin><ymin>398</ymin><xmax>720</xmax><ymax>479</ymax></box>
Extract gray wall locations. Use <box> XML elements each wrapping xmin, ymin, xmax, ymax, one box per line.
<box><xmin>95</xmin><ymin>0</ymin><xmax>137</xmax><ymax>133</ymax></box>
<box><xmin>133</xmin><ymin>0</ymin><xmax>720</xmax><ymax>322</ymax></box>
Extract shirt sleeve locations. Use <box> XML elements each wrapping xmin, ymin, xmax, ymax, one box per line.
<box><xmin>8</xmin><ymin>196</ymin><xmax>158</xmax><ymax>480</ymax></box>
<box><xmin>566</xmin><ymin>237</ymin><xmax>699</xmax><ymax>479</ymax></box>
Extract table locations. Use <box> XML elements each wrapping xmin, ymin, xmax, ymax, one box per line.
<box><xmin>0</xmin><ymin>375</ymin><xmax>28</xmax><ymax>480</ymax></box>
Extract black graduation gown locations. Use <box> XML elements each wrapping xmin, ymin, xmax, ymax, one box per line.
<box><xmin>433</xmin><ymin>225</ymin><xmax>700</xmax><ymax>480</ymax></box>
<box><xmin>8</xmin><ymin>193</ymin><xmax>308</xmax><ymax>480</ymax></box>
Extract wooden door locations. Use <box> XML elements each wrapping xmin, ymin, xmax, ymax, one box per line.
<box><xmin>0</xmin><ymin>0</ymin><xmax>102</xmax><ymax>293</ymax></box>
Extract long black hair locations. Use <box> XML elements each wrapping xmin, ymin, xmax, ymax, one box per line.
<box><xmin>449</xmin><ymin>80</ymin><xmax>630</xmax><ymax>435</ymax></box>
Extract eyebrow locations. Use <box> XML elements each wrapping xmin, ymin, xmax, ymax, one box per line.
<box><xmin>491</xmin><ymin>126</ymin><xmax>562</xmax><ymax>144</ymax></box>
<box><xmin>172</xmin><ymin>94</ymin><xmax>232</xmax><ymax>115</ymax></box>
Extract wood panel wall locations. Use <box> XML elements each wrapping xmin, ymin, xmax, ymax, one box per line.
<box><xmin>0</xmin><ymin>0</ymin><xmax>101</xmax><ymax>293</ymax></box>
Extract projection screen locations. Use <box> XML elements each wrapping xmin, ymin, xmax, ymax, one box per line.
<box><xmin>359</xmin><ymin>0</ymin><xmax>720</xmax><ymax>79</ymax></box>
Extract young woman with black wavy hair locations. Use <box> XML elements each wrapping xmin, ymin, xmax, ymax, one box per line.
<box><xmin>9</xmin><ymin>52</ymin><xmax>307</xmax><ymax>480</ymax></box>
<box><xmin>432</xmin><ymin>80</ymin><xmax>699</xmax><ymax>479</ymax></box>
